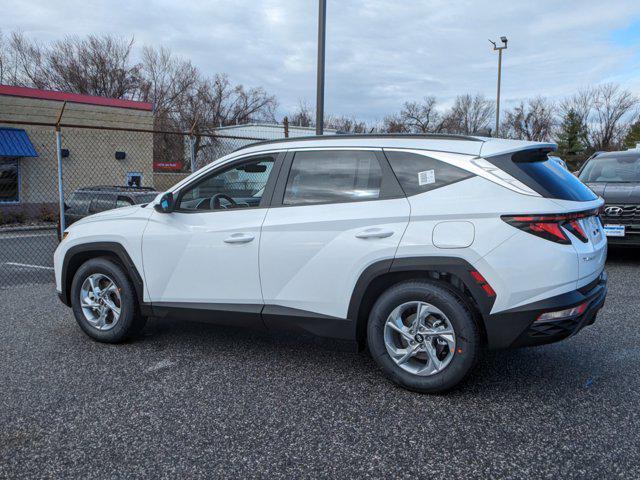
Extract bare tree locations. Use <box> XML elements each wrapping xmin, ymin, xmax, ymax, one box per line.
<box><xmin>179</xmin><ymin>74</ymin><xmax>277</xmax><ymax>165</ymax></box>
<box><xmin>381</xmin><ymin>97</ymin><xmax>442</xmax><ymax>134</ymax></box>
<box><xmin>562</xmin><ymin>84</ymin><xmax>639</xmax><ymax>150</ymax></box>
<box><xmin>400</xmin><ymin>97</ymin><xmax>443</xmax><ymax>133</ymax></box>
<box><xmin>46</xmin><ymin>35</ymin><xmax>142</xmax><ymax>98</ymax></box>
<box><xmin>0</xmin><ymin>30</ymin><xmax>6</xmax><ymax>84</ymax></box>
<box><xmin>5</xmin><ymin>32</ymin><xmax>143</xmax><ymax>98</ymax></box>
<box><xmin>140</xmin><ymin>46</ymin><xmax>200</xmax><ymax>123</ymax></box>
<box><xmin>137</xmin><ymin>47</ymin><xmax>202</xmax><ymax>167</ymax></box>
<box><xmin>442</xmin><ymin>94</ymin><xmax>494</xmax><ymax>135</ymax></box>
<box><xmin>382</xmin><ymin>114</ymin><xmax>408</xmax><ymax>133</ymax></box>
<box><xmin>560</xmin><ymin>88</ymin><xmax>592</xmax><ymax>127</ymax></box>
<box><xmin>590</xmin><ymin>84</ymin><xmax>638</xmax><ymax>150</ymax></box>
<box><xmin>5</xmin><ymin>32</ymin><xmax>50</xmax><ymax>89</ymax></box>
<box><xmin>289</xmin><ymin>101</ymin><xmax>314</xmax><ymax>127</ymax></box>
<box><xmin>325</xmin><ymin>115</ymin><xmax>370</xmax><ymax>133</ymax></box>
<box><xmin>501</xmin><ymin>97</ymin><xmax>555</xmax><ymax>141</ymax></box>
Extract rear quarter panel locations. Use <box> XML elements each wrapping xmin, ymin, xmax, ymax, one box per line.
<box><xmin>397</xmin><ymin>176</ymin><xmax>587</xmax><ymax>314</ymax></box>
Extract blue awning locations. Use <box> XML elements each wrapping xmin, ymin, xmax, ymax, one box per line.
<box><xmin>0</xmin><ymin>127</ymin><xmax>38</xmax><ymax>157</ymax></box>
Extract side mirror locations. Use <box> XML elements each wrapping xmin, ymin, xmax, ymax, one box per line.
<box><xmin>154</xmin><ymin>192</ymin><xmax>175</xmax><ymax>213</ymax></box>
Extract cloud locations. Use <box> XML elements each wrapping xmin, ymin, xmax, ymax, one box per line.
<box><xmin>3</xmin><ymin>0</ymin><xmax>640</xmax><ymax>121</ymax></box>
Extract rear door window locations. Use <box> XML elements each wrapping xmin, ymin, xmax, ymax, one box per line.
<box><xmin>384</xmin><ymin>151</ymin><xmax>474</xmax><ymax>196</ymax></box>
<box><xmin>282</xmin><ymin>150</ymin><xmax>383</xmax><ymax>205</ymax></box>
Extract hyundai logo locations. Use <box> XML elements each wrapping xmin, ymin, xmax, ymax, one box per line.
<box><xmin>604</xmin><ymin>206</ymin><xmax>623</xmax><ymax>217</ymax></box>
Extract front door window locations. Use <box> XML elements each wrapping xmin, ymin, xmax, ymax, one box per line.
<box><xmin>177</xmin><ymin>157</ymin><xmax>274</xmax><ymax>211</ymax></box>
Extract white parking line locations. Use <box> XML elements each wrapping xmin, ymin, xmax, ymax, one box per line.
<box><xmin>0</xmin><ymin>232</ymin><xmax>56</xmax><ymax>240</ymax></box>
<box><xmin>3</xmin><ymin>262</ymin><xmax>54</xmax><ymax>271</ymax></box>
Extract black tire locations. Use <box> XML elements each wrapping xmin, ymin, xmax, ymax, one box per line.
<box><xmin>70</xmin><ymin>257</ymin><xmax>146</xmax><ymax>343</ymax></box>
<box><xmin>367</xmin><ymin>280</ymin><xmax>480</xmax><ymax>393</ymax></box>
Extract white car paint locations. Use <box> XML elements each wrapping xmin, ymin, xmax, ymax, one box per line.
<box><xmin>54</xmin><ymin>135</ymin><xmax>605</xmax><ymax>328</ymax></box>
<box><xmin>259</xmin><ymin>197</ymin><xmax>411</xmax><ymax>319</ymax></box>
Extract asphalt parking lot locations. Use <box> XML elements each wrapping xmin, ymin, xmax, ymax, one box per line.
<box><xmin>0</xmin><ymin>228</ymin><xmax>56</xmax><ymax>286</ymax></box>
<box><xmin>1</xmin><ymin>248</ymin><xmax>639</xmax><ymax>479</ymax></box>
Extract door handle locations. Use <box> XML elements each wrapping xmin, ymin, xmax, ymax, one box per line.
<box><xmin>355</xmin><ymin>228</ymin><xmax>394</xmax><ymax>239</ymax></box>
<box><xmin>224</xmin><ymin>233</ymin><xmax>255</xmax><ymax>244</ymax></box>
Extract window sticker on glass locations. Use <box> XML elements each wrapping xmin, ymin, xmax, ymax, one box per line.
<box><xmin>418</xmin><ymin>170</ymin><xmax>435</xmax><ymax>186</ymax></box>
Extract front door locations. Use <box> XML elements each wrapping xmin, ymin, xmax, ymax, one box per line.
<box><xmin>142</xmin><ymin>153</ymin><xmax>282</xmax><ymax>316</ymax></box>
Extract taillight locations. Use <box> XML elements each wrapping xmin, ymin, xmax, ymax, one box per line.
<box><xmin>501</xmin><ymin>209</ymin><xmax>598</xmax><ymax>244</ymax></box>
<box><xmin>564</xmin><ymin>220</ymin><xmax>587</xmax><ymax>243</ymax></box>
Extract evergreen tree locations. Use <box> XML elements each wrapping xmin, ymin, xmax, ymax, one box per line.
<box><xmin>556</xmin><ymin>109</ymin><xmax>588</xmax><ymax>156</ymax></box>
<box><xmin>623</xmin><ymin>121</ymin><xmax>640</xmax><ymax>149</ymax></box>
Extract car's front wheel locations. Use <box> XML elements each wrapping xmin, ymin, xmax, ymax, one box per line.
<box><xmin>70</xmin><ymin>257</ymin><xmax>146</xmax><ymax>343</ymax></box>
<box><xmin>367</xmin><ymin>280</ymin><xmax>480</xmax><ymax>393</ymax></box>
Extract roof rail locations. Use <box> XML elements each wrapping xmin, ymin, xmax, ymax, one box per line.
<box><xmin>77</xmin><ymin>185</ymin><xmax>157</xmax><ymax>192</ymax></box>
<box><xmin>233</xmin><ymin>133</ymin><xmax>485</xmax><ymax>152</ymax></box>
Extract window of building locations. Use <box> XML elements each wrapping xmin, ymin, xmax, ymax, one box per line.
<box><xmin>0</xmin><ymin>158</ymin><xmax>20</xmax><ymax>203</ymax></box>
<box><xmin>283</xmin><ymin>150</ymin><xmax>382</xmax><ymax>205</ymax></box>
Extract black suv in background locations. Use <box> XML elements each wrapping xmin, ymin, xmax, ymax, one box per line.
<box><xmin>60</xmin><ymin>186</ymin><xmax>159</xmax><ymax>236</ymax></box>
<box><xmin>578</xmin><ymin>149</ymin><xmax>640</xmax><ymax>246</ymax></box>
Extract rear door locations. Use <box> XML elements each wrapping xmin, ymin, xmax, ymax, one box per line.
<box><xmin>259</xmin><ymin>148</ymin><xmax>410</xmax><ymax>322</ymax></box>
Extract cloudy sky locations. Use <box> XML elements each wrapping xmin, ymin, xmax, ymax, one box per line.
<box><xmin>3</xmin><ymin>0</ymin><xmax>640</xmax><ymax>121</ymax></box>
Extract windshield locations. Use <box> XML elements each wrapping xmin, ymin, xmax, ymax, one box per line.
<box><xmin>579</xmin><ymin>155</ymin><xmax>640</xmax><ymax>183</ymax></box>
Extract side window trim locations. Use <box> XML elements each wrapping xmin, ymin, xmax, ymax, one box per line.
<box><xmin>270</xmin><ymin>148</ymin><xmax>404</xmax><ymax>208</ymax></box>
<box><xmin>173</xmin><ymin>151</ymin><xmax>285</xmax><ymax>213</ymax></box>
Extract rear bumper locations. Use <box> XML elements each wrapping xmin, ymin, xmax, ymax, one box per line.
<box><xmin>605</xmin><ymin>235</ymin><xmax>640</xmax><ymax>246</ymax></box>
<box><xmin>485</xmin><ymin>271</ymin><xmax>607</xmax><ymax>349</ymax></box>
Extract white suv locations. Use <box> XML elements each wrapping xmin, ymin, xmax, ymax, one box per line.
<box><xmin>54</xmin><ymin>134</ymin><xmax>608</xmax><ymax>393</ymax></box>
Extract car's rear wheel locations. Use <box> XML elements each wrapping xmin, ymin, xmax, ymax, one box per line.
<box><xmin>367</xmin><ymin>280</ymin><xmax>480</xmax><ymax>393</ymax></box>
<box><xmin>70</xmin><ymin>257</ymin><xmax>146</xmax><ymax>343</ymax></box>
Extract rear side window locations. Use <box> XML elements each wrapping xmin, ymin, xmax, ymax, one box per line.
<box><xmin>283</xmin><ymin>150</ymin><xmax>382</xmax><ymax>205</ymax></box>
<box><xmin>487</xmin><ymin>150</ymin><xmax>596</xmax><ymax>201</ymax></box>
<box><xmin>384</xmin><ymin>151</ymin><xmax>474</xmax><ymax>196</ymax></box>
<box><xmin>68</xmin><ymin>192</ymin><xmax>90</xmax><ymax>213</ymax></box>
<box><xmin>116</xmin><ymin>196</ymin><xmax>134</xmax><ymax>208</ymax></box>
<box><xmin>89</xmin><ymin>195</ymin><xmax>115</xmax><ymax>214</ymax></box>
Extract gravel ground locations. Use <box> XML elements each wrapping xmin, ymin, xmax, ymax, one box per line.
<box><xmin>1</xmin><ymin>250</ymin><xmax>639</xmax><ymax>479</ymax></box>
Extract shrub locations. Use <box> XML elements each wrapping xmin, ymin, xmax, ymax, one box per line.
<box><xmin>12</xmin><ymin>210</ymin><xmax>26</xmax><ymax>224</ymax></box>
<box><xmin>39</xmin><ymin>205</ymin><xmax>57</xmax><ymax>223</ymax></box>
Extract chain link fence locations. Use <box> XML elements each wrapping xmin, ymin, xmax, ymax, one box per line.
<box><xmin>0</xmin><ymin>120</ymin><xmax>274</xmax><ymax>287</ymax></box>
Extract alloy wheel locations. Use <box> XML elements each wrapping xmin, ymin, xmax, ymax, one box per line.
<box><xmin>79</xmin><ymin>273</ymin><xmax>122</xmax><ymax>331</ymax></box>
<box><xmin>383</xmin><ymin>301</ymin><xmax>456</xmax><ymax>376</ymax></box>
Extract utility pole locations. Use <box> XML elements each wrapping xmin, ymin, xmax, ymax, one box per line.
<box><xmin>316</xmin><ymin>0</ymin><xmax>327</xmax><ymax>135</ymax></box>
<box><xmin>489</xmin><ymin>36</ymin><xmax>508</xmax><ymax>137</ymax></box>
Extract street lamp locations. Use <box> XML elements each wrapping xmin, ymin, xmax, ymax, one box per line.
<box><xmin>489</xmin><ymin>36</ymin><xmax>508</xmax><ymax>137</ymax></box>
<box><xmin>316</xmin><ymin>0</ymin><xmax>327</xmax><ymax>135</ymax></box>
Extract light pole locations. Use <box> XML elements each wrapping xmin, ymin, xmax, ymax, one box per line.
<box><xmin>489</xmin><ymin>36</ymin><xmax>508</xmax><ymax>137</ymax></box>
<box><xmin>316</xmin><ymin>0</ymin><xmax>327</xmax><ymax>135</ymax></box>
